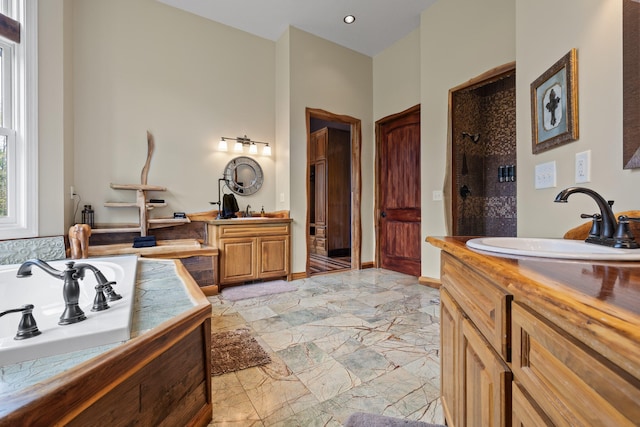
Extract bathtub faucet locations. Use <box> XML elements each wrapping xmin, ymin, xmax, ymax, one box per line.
<box><xmin>73</xmin><ymin>262</ymin><xmax>122</xmax><ymax>302</ymax></box>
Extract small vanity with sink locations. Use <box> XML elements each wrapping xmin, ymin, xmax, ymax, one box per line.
<box><xmin>207</xmin><ymin>155</ymin><xmax>292</xmax><ymax>287</ymax></box>
<box><xmin>206</xmin><ymin>217</ymin><xmax>292</xmax><ymax>287</ymax></box>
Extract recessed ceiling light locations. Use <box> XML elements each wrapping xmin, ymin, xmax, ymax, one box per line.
<box><xmin>343</xmin><ymin>15</ymin><xmax>355</xmax><ymax>24</ymax></box>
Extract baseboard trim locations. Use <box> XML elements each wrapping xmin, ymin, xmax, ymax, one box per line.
<box><xmin>419</xmin><ymin>276</ymin><xmax>441</xmax><ymax>289</ymax></box>
<box><xmin>361</xmin><ymin>261</ymin><xmax>374</xmax><ymax>269</ymax></box>
<box><xmin>291</xmin><ymin>272</ymin><xmax>308</xmax><ymax>280</ymax></box>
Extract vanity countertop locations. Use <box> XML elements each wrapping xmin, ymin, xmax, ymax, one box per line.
<box><xmin>427</xmin><ymin>236</ymin><xmax>640</xmax><ymax>379</ymax></box>
<box><xmin>206</xmin><ymin>217</ymin><xmax>292</xmax><ymax>225</ymax></box>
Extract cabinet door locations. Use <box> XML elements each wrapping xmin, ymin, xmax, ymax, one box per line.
<box><xmin>512</xmin><ymin>303</ymin><xmax>640</xmax><ymax>427</ymax></box>
<box><xmin>462</xmin><ymin>317</ymin><xmax>512</xmax><ymax>427</ymax></box>
<box><xmin>219</xmin><ymin>238</ymin><xmax>257</xmax><ymax>284</ymax></box>
<box><xmin>441</xmin><ymin>288</ymin><xmax>463</xmax><ymax>427</ymax></box>
<box><xmin>257</xmin><ymin>235</ymin><xmax>289</xmax><ymax>279</ymax></box>
<box><xmin>311</xmin><ymin>128</ymin><xmax>327</xmax><ymax>161</ymax></box>
<box><xmin>314</xmin><ymin>160</ymin><xmax>327</xmax><ymax>227</ymax></box>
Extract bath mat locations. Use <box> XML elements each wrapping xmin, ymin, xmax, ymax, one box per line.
<box><xmin>221</xmin><ymin>280</ymin><xmax>297</xmax><ymax>301</ymax></box>
<box><xmin>211</xmin><ymin>328</ymin><xmax>271</xmax><ymax>376</ymax></box>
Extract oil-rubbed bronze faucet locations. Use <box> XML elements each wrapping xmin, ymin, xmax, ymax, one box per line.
<box><xmin>16</xmin><ymin>260</ymin><xmax>120</xmax><ymax>325</ymax></box>
<box><xmin>554</xmin><ymin>187</ymin><xmax>618</xmax><ymax>245</ymax></box>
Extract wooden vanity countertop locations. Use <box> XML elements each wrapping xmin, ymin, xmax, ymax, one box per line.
<box><xmin>427</xmin><ymin>236</ymin><xmax>640</xmax><ymax>379</ymax></box>
<box><xmin>206</xmin><ymin>217</ymin><xmax>293</xmax><ymax>225</ymax></box>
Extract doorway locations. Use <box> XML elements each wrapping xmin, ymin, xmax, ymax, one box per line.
<box><xmin>450</xmin><ymin>64</ymin><xmax>516</xmax><ymax>236</ymax></box>
<box><xmin>375</xmin><ymin>105</ymin><xmax>421</xmax><ymax>277</ymax></box>
<box><xmin>306</xmin><ymin>108</ymin><xmax>362</xmax><ymax>276</ymax></box>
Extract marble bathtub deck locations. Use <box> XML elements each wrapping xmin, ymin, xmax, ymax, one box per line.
<box><xmin>207</xmin><ymin>269</ymin><xmax>444</xmax><ymax>426</ymax></box>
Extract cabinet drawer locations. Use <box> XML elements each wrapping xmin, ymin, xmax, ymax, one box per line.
<box><xmin>441</xmin><ymin>252</ymin><xmax>512</xmax><ymax>360</ymax></box>
<box><xmin>315</xmin><ymin>227</ymin><xmax>326</xmax><ymax>238</ymax></box>
<box><xmin>216</xmin><ymin>224</ymin><xmax>290</xmax><ymax>239</ymax></box>
<box><xmin>512</xmin><ymin>381</ymin><xmax>553</xmax><ymax>426</ymax></box>
<box><xmin>512</xmin><ymin>302</ymin><xmax>640</xmax><ymax>427</ymax></box>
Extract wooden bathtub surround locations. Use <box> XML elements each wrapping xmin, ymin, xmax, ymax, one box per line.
<box><xmin>206</xmin><ymin>216</ymin><xmax>292</xmax><ymax>287</ymax></box>
<box><xmin>0</xmin><ymin>260</ymin><xmax>212</xmax><ymax>426</ymax></box>
<box><xmin>428</xmin><ymin>236</ymin><xmax>640</xmax><ymax>427</ymax></box>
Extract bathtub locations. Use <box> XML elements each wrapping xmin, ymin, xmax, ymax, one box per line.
<box><xmin>0</xmin><ymin>255</ymin><xmax>138</xmax><ymax>365</ymax></box>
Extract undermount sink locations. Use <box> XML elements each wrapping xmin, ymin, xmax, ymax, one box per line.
<box><xmin>466</xmin><ymin>237</ymin><xmax>640</xmax><ymax>261</ymax></box>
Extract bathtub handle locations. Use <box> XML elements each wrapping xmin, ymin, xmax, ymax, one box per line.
<box><xmin>0</xmin><ymin>304</ymin><xmax>42</xmax><ymax>340</ymax></box>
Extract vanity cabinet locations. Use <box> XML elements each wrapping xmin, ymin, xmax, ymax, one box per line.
<box><xmin>430</xmin><ymin>237</ymin><xmax>640</xmax><ymax>427</ymax></box>
<box><xmin>309</xmin><ymin>127</ymin><xmax>350</xmax><ymax>256</ymax></box>
<box><xmin>440</xmin><ymin>252</ymin><xmax>512</xmax><ymax>427</ymax></box>
<box><xmin>207</xmin><ymin>218</ymin><xmax>291</xmax><ymax>286</ymax></box>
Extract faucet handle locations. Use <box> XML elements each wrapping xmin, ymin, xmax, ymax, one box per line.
<box><xmin>580</xmin><ymin>213</ymin><xmax>602</xmax><ymax>238</ymax></box>
<box><xmin>613</xmin><ymin>215</ymin><xmax>640</xmax><ymax>249</ymax></box>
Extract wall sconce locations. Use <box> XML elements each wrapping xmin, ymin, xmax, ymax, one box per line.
<box><xmin>218</xmin><ymin>135</ymin><xmax>271</xmax><ymax>156</ymax></box>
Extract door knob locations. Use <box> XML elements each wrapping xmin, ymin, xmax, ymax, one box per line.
<box><xmin>381</xmin><ymin>211</ymin><xmax>387</xmax><ymax>218</ymax></box>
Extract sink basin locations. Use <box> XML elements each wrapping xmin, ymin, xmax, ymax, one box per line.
<box><xmin>466</xmin><ymin>237</ymin><xmax>640</xmax><ymax>260</ymax></box>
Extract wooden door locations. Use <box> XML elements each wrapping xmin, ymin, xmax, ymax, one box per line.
<box><xmin>376</xmin><ymin>105</ymin><xmax>421</xmax><ymax>276</ymax></box>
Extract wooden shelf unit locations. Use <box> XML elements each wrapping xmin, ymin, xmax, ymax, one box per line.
<box><xmin>98</xmin><ymin>183</ymin><xmax>189</xmax><ymax>236</ymax></box>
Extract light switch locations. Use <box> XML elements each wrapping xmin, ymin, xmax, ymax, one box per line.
<box><xmin>534</xmin><ymin>161</ymin><xmax>556</xmax><ymax>189</ymax></box>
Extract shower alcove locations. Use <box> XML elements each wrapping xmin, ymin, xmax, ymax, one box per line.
<box><xmin>450</xmin><ymin>63</ymin><xmax>516</xmax><ymax>237</ymax></box>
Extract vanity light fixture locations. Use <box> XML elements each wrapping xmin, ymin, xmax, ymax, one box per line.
<box><xmin>218</xmin><ymin>135</ymin><xmax>272</xmax><ymax>156</ymax></box>
<box><xmin>344</xmin><ymin>15</ymin><xmax>355</xmax><ymax>24</ymax></box>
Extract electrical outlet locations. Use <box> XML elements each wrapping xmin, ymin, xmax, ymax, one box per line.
<box><xmin>575</xmin><ymin>150</ymin><xmax>591</xmax><ymax>183</ymax></box>
<box><xmin>534</xmin><ymin>161</ymin><xmax>557</xmax><ymax>189</ymax></box>
<box><xmin>432</xmin><ymin>190</ymin><xmax>443</xmax><ymax>201</ymax></box>
<box><xmin>70</xmin><ymin>186</ymin><xmax>75</xmax><ymax>200</ymax></box>
<box><xmin>280</xmin><ymin>192</ymin><xmax>285</xmax><ymax>203</ymax></box>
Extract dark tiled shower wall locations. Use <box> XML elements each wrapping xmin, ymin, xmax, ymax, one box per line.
<box><xmin>453</xmin><ymin>74</ymin><xmax>516</xmax><ymax>236</ymax></box>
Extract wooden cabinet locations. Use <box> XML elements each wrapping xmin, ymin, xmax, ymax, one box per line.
<box><xmin>440</xmin><ymin>252</ymin><xmax>512</xmax><ymax>427</ymax></box>
<box><xmin>431</xmin><ymin>237</ymin><xmax>640</xmax><ymax>427</ymax></box>
<box><xmin>309</xmin><ymin>127</ymin><xmax>350</xmax><ymax>256</ymax></box>
<box><xmin>512</xmin><ymin>302</ymin><xmax>640</xmax><ymax>426</ymax></box>
<box><xmin>207</xmin><ymin>218</ymin><xmax>291</xmax><ymax>286</ymax></box>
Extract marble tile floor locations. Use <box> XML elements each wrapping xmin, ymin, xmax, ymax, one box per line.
<box><xmin>206</xmin><ymin>269</ymin><xmax>444</xmax><ymax>427</ymax></box>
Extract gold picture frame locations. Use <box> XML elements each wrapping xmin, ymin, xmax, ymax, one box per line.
<box><xmin>530</xmin><ymin>49</ymin><xmax>579</xmax><ymax>154</ymax></box>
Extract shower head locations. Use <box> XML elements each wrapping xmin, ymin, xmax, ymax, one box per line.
<box><xmin>462</xmin><ymin>132</ymin><xmax>480</xmax><ymax>143</ymax></box>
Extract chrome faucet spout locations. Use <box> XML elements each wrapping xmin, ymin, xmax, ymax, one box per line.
<box><xmin>554</xmin><ymin>187</ymin><xmax>617</xmax><ymax>239</ymax></box>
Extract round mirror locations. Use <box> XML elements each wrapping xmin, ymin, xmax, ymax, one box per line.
<box><xmin>224</xmin><ymin>156</ymin><xmax>264</xmax><ymax>196</ymax></box>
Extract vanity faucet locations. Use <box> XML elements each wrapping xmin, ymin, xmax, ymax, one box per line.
<box><xmin>554</xmin><ymin>187</ymin><xmax>617</xmax><ymax>244</ymax></box>
<box><xmin>245</xmin><ymin>204</ymin><xmax>251</xmax><ymax>217</ymax></box>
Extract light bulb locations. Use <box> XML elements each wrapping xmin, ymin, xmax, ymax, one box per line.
<box><xmin>263</xmin><ymin>144</ymin><xmax>272</xmax><ymax>156</ymax></box>
<box><xmin>218</xmin><ymin>138</ymin><xmax>228</xmax><ymax>151</ymax></box>
<box><xmin>249</xmin><ymin>143</ymin><xmax>258</xmax><ymax>154</ymax></box>
<box><xmin>234</xmin><ymin>141</ymin><xmax>244</xmax><ymax>152</ymax></box>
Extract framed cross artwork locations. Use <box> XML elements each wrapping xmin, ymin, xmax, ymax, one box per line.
<box><xmin>530</xmin><ymin>48</ymin><xmax>579</xmax><ymax>154</ymax></box>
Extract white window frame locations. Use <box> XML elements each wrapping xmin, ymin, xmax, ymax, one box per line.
<box><xmin>0</xmin><ymin>0</ymin><xmax>37</xmax><ymax>239</ymax></box>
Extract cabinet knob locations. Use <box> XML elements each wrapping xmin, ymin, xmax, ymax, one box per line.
<box><xmin>381</xmin><ymin>211</ymin><xmax>387</xmax><ymax>218</ymax></box>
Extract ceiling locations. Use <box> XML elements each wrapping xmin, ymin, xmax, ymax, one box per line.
<box><xmin>156</xmin><ymin>0</ymin><xmax>437</xmax><ymax>57</ymax></box>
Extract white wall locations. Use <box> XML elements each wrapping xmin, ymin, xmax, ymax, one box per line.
<box><xmin>420</xmin><ymin>0</ymin><xmax>516</xmax><ymax>278</ymax></box>
<box><xmin>71</xmin><ymin>0</ymin><xmax>276</xmax><ymax>226</ymax></box>
<box><xmin>287</xmin><ymin>27</ymin><xmax>374</xmax><ymax>274</ymax></box>
<box><xmin>516</xmin><ymin>0</ymin><xmax>636</xmax><ymax>237</ymax></box>
<box><xmin>38</xmin><ymin>0</ymin><xmax>73</xmax><ymax>236</ymax></box>
<box><xmin>373</xmin><ymin>28</ymin><xmax>421</xmax><ymax>121</ymax></box>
